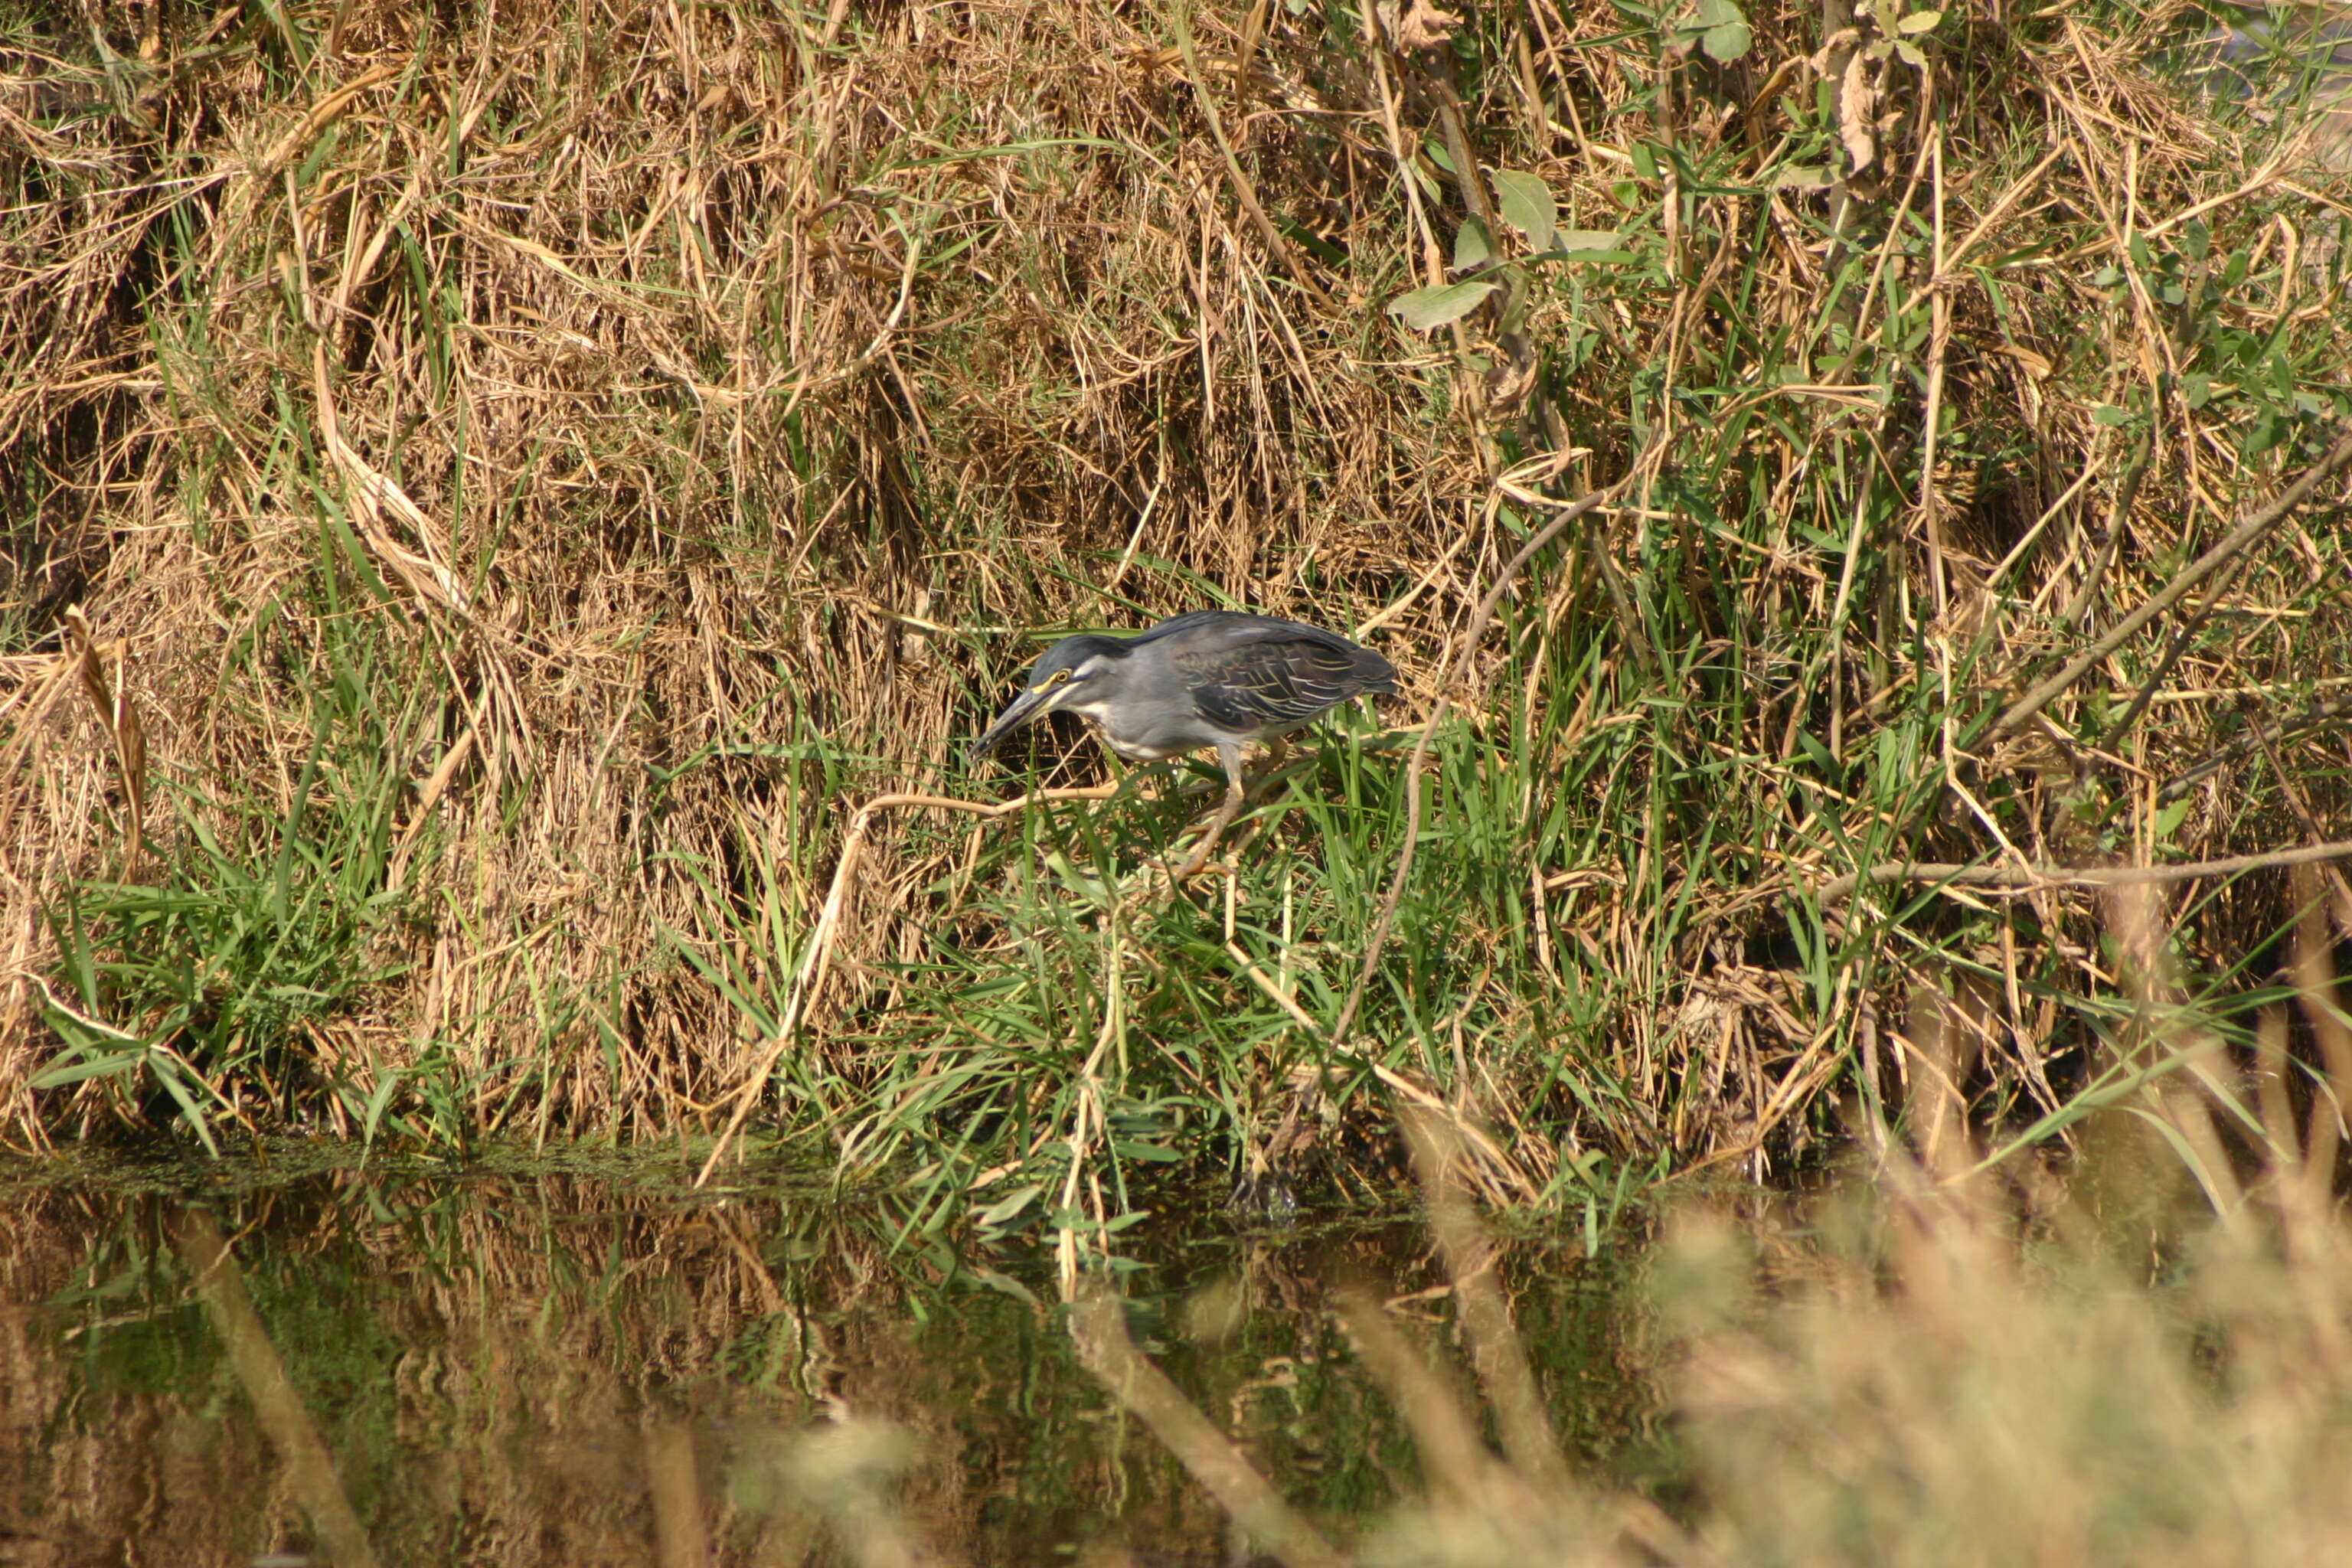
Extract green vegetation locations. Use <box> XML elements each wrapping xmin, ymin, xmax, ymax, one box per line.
<box><xmin>4</xmin><ymin>0</ymin><xmax>2350</xmax><ymax>1248</ymax></box>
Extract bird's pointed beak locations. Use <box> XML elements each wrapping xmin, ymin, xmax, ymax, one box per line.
<box><xmin>971</xmin><ymin>685</ymin><xmax>1060</xmax><ymax>760</ymax></box>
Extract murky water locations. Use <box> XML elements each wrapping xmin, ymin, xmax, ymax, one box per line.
<box><xmin>0</xmin><ymin>1148</ymin><xmax>1666</xmax><ymax>1566</ymax></box>
<box><xmin>2199</xmin><ymin>4</ymin><xmax>2352</xmax><ymax>168</ymax></box>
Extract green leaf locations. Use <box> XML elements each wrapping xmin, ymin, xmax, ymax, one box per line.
<box><xmin>29</xmin><ymin>1050</ymin><xmax>146</xmax><ymax>1090</ymax></box>
<box><xmin>1794</xmin><ymin>727</ymin><xmax>1841</xmax><ymax>781</ymax></box>
<box><xmin>361</xmin><ymin>1067</ymin><xmax>405</xmax><ymax>1148</ymax></box>
<box><xmin>973</xmin><ymin>1182</ymin><xmax>1044</xmax><ymax>1229</ymax></box>
<box><xmin>1453</xmin><ymin>217</ymin><xmax>1493</xmax><ymax>271</ymax></box>
<box><xmin>1489</xmin><ymin>169</ymin><xmax>1556</xmax><ymax>251</ymax></box>
<box><xmin>1696</xmin><ymin>0</ymin><xmax>1752</xmax><ymax>60</ymax></box>
<box><xmin>1894</xmin><ymin>37</ymin><xmax>1925</xmax><ymax>65</ymax></box>
<box><xmin>146</xmin><ymin>1058</ymin><xmax>219</xmax><ymax>1155</ymax></box>
<box><xmin>2090</xmin><ymin>403</ymin><xmax>2134</xmax><ymax>427</ymax></box>
<box><xmin>969</xmin><ymin>1267</ymin><xmax>1040</xmax><ymax>1307</ymax></box>
<box><xmin>1042</xmin><ymin>851</ymin><xmax>1112</xmax><ymax>908</ymax></box>
<box><xmin>1554</xmin><ymin>228</ymin><xmax>1621</xmax><ymax>252</ymax></box>
<box><xmin>1387</xmin><ymin>280</ymin><xmax>1498</xmax><ymax>331</ymax></box>
<box><xmin>1897</xmin><ymin>8</ymin><xmax>1944</xmax><ymax>31</ymax></box>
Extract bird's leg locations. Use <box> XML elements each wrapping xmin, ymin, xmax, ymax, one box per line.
<box><xmin>1215</xmin><ymin>740</ymin><xmax>1295</xmax><ymax>864</ymax></box>
<box><xmin>1167</xmin><ymin>744</ymin><xmax>1249</xmax><ymax>878</ymax></box>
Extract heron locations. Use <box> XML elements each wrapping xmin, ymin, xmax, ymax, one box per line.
<box><xmin>973</xmin><ymin>609</ymin><xmax>1397</xmax><ymax>877</ymax></box>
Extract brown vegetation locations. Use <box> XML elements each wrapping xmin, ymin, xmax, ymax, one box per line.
<box><xmin>2</xmin><ymin>0</ymin><xmax>2350</xmax><ymax>1199</ymax></box>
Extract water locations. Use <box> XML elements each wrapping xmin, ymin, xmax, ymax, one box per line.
<box><xmin>0</xmin><ymin>1148</ymin><xmax>1666</xmax><ymax>1566</ymax></box>
<box><xmin>2196</xmin><ymin>4</ymin><xmax>2352</xmax><ymax>168</ymax></box>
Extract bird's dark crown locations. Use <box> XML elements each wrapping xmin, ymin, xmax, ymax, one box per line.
<box><xmin>1025</xmin><ymin>633</ymin><xmax>1132</xmax><ymax>687</ymax></box>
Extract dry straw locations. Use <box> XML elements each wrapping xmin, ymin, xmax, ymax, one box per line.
<box><xmin>2</xmin><ymin>0</ymin><xmax>2350</xmax><ymax>1201</ymax></box>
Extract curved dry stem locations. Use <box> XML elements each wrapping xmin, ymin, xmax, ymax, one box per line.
<box><xmin>694</xmin><ymin>784</ymin><xmax>1121</xmax><ymax>1187</ymax></box>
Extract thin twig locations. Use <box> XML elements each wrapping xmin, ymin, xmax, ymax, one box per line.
<box><xmin>61</xmin><ymin>607</ymin><xmax>145</xmax><ymax>882</ymax></box>
<box><xmin>2159</xmin><ymin>686</ymin><xmax>2352</xmax><ymax>802</ymax></box>
<box><xmin>2053</xmin><ymin>422</ymin><xmax>2152</xmax><ymax>632</ymax></box>
<box><xmin>1400</xmin><ymin>1108</ymin><xmax>1572</xmax><ymax>1491</ymax></box>
<box><xmin>1070</xmin><ymin>1293</ymin><xmax>1346</xmax><ymax>1568</ymax></box>
<box><xmin>2247</xmin><ymin>716</ymin><xmax>2352</xmax><ymax>916</ymax></box>
<box><xmin>1171</xmin><ymin>2</ymin><xmax>1326</xmax><ymax>302</ymax></box>
<box><xmin>1229</xmin><ymin>944</ymin><xmax>1537</xmax><ymax>1200</ymax></box>
<box><xmin>178</xmin><ymin>1213</ymin><xmax>383</xmax><ymax>1568</ymax></box>
<box><xmin>1814</xmin><ymin>839</ymin><xmax>2352</xmax><ymax>903</ymax></box>
<box><xmin>1328</xmin><ymin>1290</ymin><xmax>1499</xmax><ymax>1504</ymax></box>
<box><xmin>1991</xmin><ymin>420</ymin><xmax>2352</xmax><ymax>743</ymax></box>
<box><xmin>2098</xmin><ymin>553</ymin><xmax>2249</xmax><ymax>755</ymax></box>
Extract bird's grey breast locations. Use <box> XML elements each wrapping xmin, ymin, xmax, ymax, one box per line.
<box><xmin>1067</xmin><ymin>691</ymin><xmax>1227</xmax><ymax>760</ymax></box>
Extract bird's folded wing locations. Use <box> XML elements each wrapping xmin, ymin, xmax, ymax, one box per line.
<box><xmin>1173</xmin><ymin>639</ymin><xmax>1374</xmax><ymax>730</ymax></box>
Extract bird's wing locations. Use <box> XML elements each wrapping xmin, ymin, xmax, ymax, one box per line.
<box><xmin>1170</xmin><ymin>629</ymin><xmax>1393</xmax><ymax>732</ymax></box>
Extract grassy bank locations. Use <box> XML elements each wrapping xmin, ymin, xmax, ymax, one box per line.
<box><xmin>4</xmin><ymin>0</ymin><xmax>2351</xmax><ymax>1221</ymax></box>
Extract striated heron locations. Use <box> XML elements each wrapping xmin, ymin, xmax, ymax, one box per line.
<box><xmin>973</xmin><ymin>609</ymin><xmax>1397</xmax><ymax>876</ymax></box>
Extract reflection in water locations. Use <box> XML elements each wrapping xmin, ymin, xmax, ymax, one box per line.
<box><xmin>178</xmin><ymin>1209</ymin><xmax>382</xmax><ymax>1568</ymax></box>
<box><xmin>0</xmin><ymin>1154</ymin><xmax>1658</xmax><ymax>1565</ymax></box>
<box><xmin>2198</xmin><ymin>8</ymin><xmax>2352</xmax><ymax>168</ymax></box>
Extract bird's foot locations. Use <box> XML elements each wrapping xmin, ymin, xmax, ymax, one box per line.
<box><xmin>1147</xmin><ymin>847</ymin><xmax>1233</xmax><ymax>881</ymax></box>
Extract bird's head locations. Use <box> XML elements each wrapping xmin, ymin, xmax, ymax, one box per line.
<box><xmin>971</xmin><ymin>633</ymin><xmax>1130</xmax><ymax>759</ymax></box>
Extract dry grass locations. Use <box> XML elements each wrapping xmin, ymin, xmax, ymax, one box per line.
<box><xmin>2</xmin><ymin>0</ymin><xmax>2350</xmax><ymax>1210</ymax></box>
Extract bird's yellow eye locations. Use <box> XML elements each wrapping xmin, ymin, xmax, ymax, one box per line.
<box><xmin>1047</xmin><ymin>668</ymin><xmax>1073</xmax><ymax>687</ymax></box>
